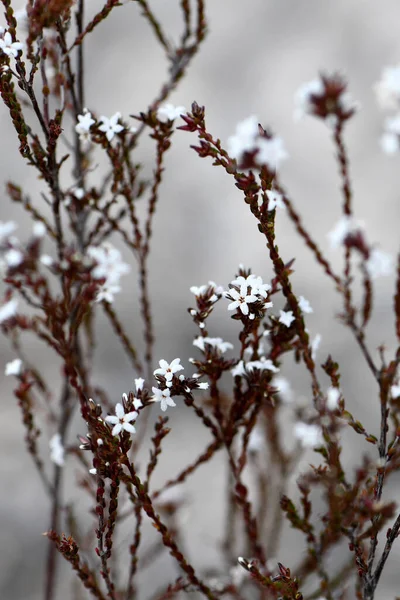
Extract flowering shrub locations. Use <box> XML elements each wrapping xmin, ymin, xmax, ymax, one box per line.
<box><xmin>1</xmin><ymin>2</ymin><xmax>400</xmax><ymax>600</ymax></box>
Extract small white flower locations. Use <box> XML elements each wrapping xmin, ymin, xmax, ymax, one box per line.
<box><xmin>273</xmin><ymin>376</ymin><xmax>293</xmax><ymax>403</ymax></box>
<box><xmin>5</xmin><ymin>249</ymin><xmax>23</xmax><ymax>267</ymax></box>
<box><xmin>265</xmin><ymin>189</ymin><xmax>285</xmax><ymax>211</ymax></box>
<box><xmin>154</xmin><ymin>358</ymin><xmax>184</xmax><ymax>384</ymax></box>
<box><xmin>256</xmin><ymin>136</ymin><xmax>288</xmax><ymax>170</ymax></box>
<box><xmin>74</xmin><ymin>188</ymin><xmax>85</xmax><ymax>200</ymax></box>
<box><xmin>227</xmin><ymin>115</ymin><xmax>259</xmax><ymax>160</ymax></box>
<box><xmin>40</xmin><ymin>255</ymin><xmax>53</xmax><ymax>267</ymax></box>
<box><xmin>49</xmin><ymin>433</ymin><xmax>65</xmax><ymax>466</ymax></box>
<box><xmin>327</xmin><ymin>215</ymin><xmax>364</xmax><ymax>249</ymax></box>
<box><xmin>375</xmin><ymin>65</ymin><xmax>400</xmax><ymax>110</ymax></box>
<box><xmin>197</xmin><ymin>382</ymin><xmax>209</xmax><ymax>390</ymax></box>
<box><xmin>152</xmin><ymin>387</ymin><xmax>176</xmax><ymax>411</ymax></box>
<box><xmin>294</xmin><ymin>78</ymin><xmax>325</xmax><ymax>120</ymax></box>
<box><xmin>133</xmin><ymin>397</ymin><xmax>143</xmax><ymax>410</ymax></box>
<box><xmin>231</xmin><ymin>360</ymin><xmax>246</xmax><ymax>377</ymax></box>
<box><xmin>105</xmin><ymin>402</ymin><xmax>138</xmax><ymax>436</ymax></box>
<box><xmin>294</xmin><ymin>422</ymin><xmax>323</xmax><ymax>448</ymax></box>
<box><xmin>0</xmin><ymin>31</ymin><xmax>23</xmax><ymax>58</ymax></box>
<box><xmin>135</xmin><ymin>377</ymin><xmax>145</xmax><ymax>391</ymax></box>
<box><xmin>99</xmin><ymin>112</ymin><xmax>124</xmax><ymax>141</ymax></box>
<box><xmin>75</xmin><ymin>109</ymin><xmax>95</xmax><ymax>134</ymax></box>
<box><xmin>157</xmin><ymin>103</ymin><xmax>186</xmax><ymax>123</ymax></box>
<box><xmin>87</xmin><ymin>243</ymin><xmax>130</xmax><ymax>303</ymax></box>
<box><xmin>326</xmin><ymin>386</ymin><xmax>341</xmax><ymax>410</ymax></box>
<box><xmin>226</xmin><ymin>284</ymin><xmax>257</xmax><ymax>316</ymax></box>
<box><xmin>89</xmin><ymin>468</ymin><xmax>97</xmax><ymax>475</ymax></box>
<box><xmin>190</xmin><ymin>280</ymin><xmax>223</xmax><ymax>297</ymax></box>
<box><xmin>298</xmin><ymin>296</ymin><xmax>313</xmax><ymax>314</ymax></box>
<box><xmin>0</xmin><ymin>221</ymin><xmax>17</xmax><ymax>242</ymax></box>
<box><xmin>247</xmin><ymin>357</ymin><xmax>280</xmax><ymax>373</ymax></box>
<box><xmin>0</xmin><ymin>298</ymin><xmax>18</xmax><ymax>323</ymax></box>
<box><xmin>279</xmin><ymin>310</ymin><xmax>295</xmax><ymax>327</ymax></box>
<box><xmin>33</xmin><ymin>222</ymin><xmax>46</xmax><ymax>237</ymax></box>
<box><xmin>365</xmin><ymin>248</ymin><xmax>394</xmax><ymax>279</ymax></box>
<box><xmin>193</xmin><ymin>336</ymin><xmax>233</xmax><ymax>354</ymax></box>
<box><xmin>311</xmin><ymin>333</ymin><xmax>322</xmax><ymax>361</ymax></box>
<box><xmin>5</xmin><ymin>358</ymin><xmax>22</xmax><ymax>376</ymax></box>
<box><xmin>391</xmin><ymin>385</ymin><xmax>400</xmax><ymax>399</ymax></box>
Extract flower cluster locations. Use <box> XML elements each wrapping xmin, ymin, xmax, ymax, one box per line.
<box><xmin>225</xmin><ymin>271</ymin><xmax>273</xmax><ymax>320</ymax></box>
<box><xmin>87</xmin><ymin>242</ymin><xmax>130</xmax><ymax>302</ymax></box>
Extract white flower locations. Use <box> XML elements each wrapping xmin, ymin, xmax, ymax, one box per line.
<box><xmin>0</xmin><ymin>31</ymin><xmax>23</xmax><ymax>58</ymax></box>
<box><xmin>294</xmin><ymin>422</ymin><xmax>323</xmax><ymax>448</ymax></box>
<box><xmin>193</xmin><ymin>336</ymin><xmax>233</xmax><ymax>354</ymax></box>
<box><xmin>247</xmin><ymin>357</ymin><xmax>279</xmax><ymax>373</ymax></box>
<box><xmin>75</xmin><ymin>109</ymin><xmax>95</xmax><ymax>134</ymax></box>
<box><xmin>391</xmin><ymin>385</ymin><xmax>400</xmax><ymax>399</ymax></box>
<box><xmin>190</xmin><ymin>280</ymin><xmax>223</xmax><ymax>297</ymax></box>
<box><xmin>265</xmin><ymin>189</ymin><xmax>285</xmax><ymax>211</ymax></box>
<box><xmin>33</xmin><ymin>222</ymin><xmax>46</xmax><ymax>237</ymax></box>
<box><xmin>5</xmin><ymin>358</ymin><xmax>22</xmax><ymax>376</ymax></box>
<box><xmin>226</xmin><ymin>284</ymin><xmax>257</xmax><ymax>316</ymax></box>
<box><xmin>231</xmin><ymin>360</ymin><xmax>246</xmax><ymax>377</ymax></box>
<box><xmin>256</xmin><ymin>136</ymin><xmax>288</xmax><ymax>170</ymax></box>
<box><xmin>157</xmin><ymin>103</ymin><xmax>186</xmax><ymax>123</ymax></box>
<box><xmin>298</xmin><ymin>296</ymin><xmax>313</xmax><ymax>314</ymax></box>
<box><xmin>87</xmin><ymin>243</ymin><xmax>130</xmax><ymax>303</ymax></box>
<box><xmin>326</xmin><ymin>386</ymin><xmax>341</xmax><ymax>410</ymax></box>
<box><xmin>99</xmin><ymin>112</ymin><xmax>124</xmax><ymax>141</ymax></box>
<box><xmin>89</xmin><ymin>468</ymin><xmax>97</xmax><ymax>475</ymax></box>
<box><xmin>152</xmin><ymin>386</ymin><xmax>176</xmax><ymax>411</ymax></box>
<box><xmin>365</xmin><ymin>248</ymin><xmax>394</xmax><ymax>279</ymax></box>
<box><xmin>279</xmin><ymin>310</ymin><xmax>295</xmax><ymax>327</ymax></box>
<box><xmin>380</xmin><ymin>131</ymin><xmax>400</xmax><ymax>154</ymax></box>
<box><xmin>49</xmin><ymin>433</ymin><xmax>65</xmax><ymax>466</ymax></box>
<box><xmin>327</xmin><ymin>215</ymin><xmax>364</xmax><ymax>249</ymax></box>
<box><xmin>294</xmin><ymin>78</ymin><xmax>325</xmax><ymax>120</ymax></box>
<box><xmin>197</xmin><ymin>382</ymin><xmax>209</xmax><ymax>390</ymax></box>
<box><xmin>273</xmin><ymin>376</ymin><xmax>293</xmax><ymax>403</ymax></box>
<box><xmin>0</xmin><ymin>298</ymin><xmax>18</xmax><ymax>323</ymax></box>
<box><xmin>232</xmin><ymin>274</ymin><xmax>271</xmax><ymax>299</ymax></box>
<box><xmin>0</xmin><ymin>221</ymin><xmax>17</xmax><ymax>242</ymax></box>
<box><xmin>154</xmin><ymin>358</ymin><xmax>184</xmax><ymax>386</ymax></box>
<box><xmin>311</xmin><ymin>333</ymin><xmax>321</xmax><ymax>361</ymax></box>
<box><xmin>40</xmin><ymin>255</ymin><xmax>53</xmax><ymax>267</ymax></box>
<box><xmin>5</xmin><ymin>249</ymin><xmax>23</xmax><ymax>267</ymax></box>
<box><xmin>375</xmin><ymin>65</ymin><xmax>400</xmax><ymax>110</ymax></box>
<box><xmin>105</xmin><ymin>402</ymin><xmax>138</xmax><ymax>436</ymax></box>
<box><xmin>227</xmin><ymin>115</ymin><xmax>259</xmax><ymax>160</ymax></box>
<box><xmin>135</xmin><ymin>377</ymin><xmax>145</xmax><ymax>392</ymax></box>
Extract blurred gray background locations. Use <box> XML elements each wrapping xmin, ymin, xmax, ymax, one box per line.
<box><xmin>2</xmin><ymin>1</ymin><xmax>400</xmax><ymax>598</ymax></box>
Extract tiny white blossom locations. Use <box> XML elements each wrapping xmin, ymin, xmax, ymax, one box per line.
<box><xmin>49</xmin><ymin>433</ymin><xmax>65</xmax><ymax>466</ymax></box>
<box><xmin>152</xmin><ymin>386</ymin><xmax>176</xmax><ymax>411</ymax></box>
<box><xmin>74</xmin><ymin>188</ymin><xmax>85</xmax><ymax>200</ymax></box>
<box><xmin>193</xmin><ymin>336</ymin><xmax>233</xmax><ymax>354</ymax></box>
<box><xmin>247</xmin><ymin>357</ymin><xmax>280</xmax><ymax>373</ymax></box>
<box><xmin>135</xmin><ymin>377</ymin><xmax>145</xmax><ymax>391</ymax></box>
<box><xmin>231</xmin><ymin>360</ymin><xmax>246</xmax><ymax>377</ymax></box>
<box><xmin>5</xmin><ymin>249</ymin><xmax>23</xmax><ymax>267</ymax></box>
<box><xmin>226</xmin><ymin>284</ymin><xmax>257</xmax><ymax>316</ymax></box>
<box><xmin>197</xmin><ymin>382</ymin><xmax>209</xmax><ymax>390</ymax></box>
<box><xmin>40</xmin><ymin>254</ymin><xmax>53</xmax><ymax>267</ymax></box>
<box><xmin>99</xmin><ymin>112</ymin><xmax>124</xmax><ymax>141</ymax></box>
<box><xmin>5</xmin><ymin>358</ymin><xmax>22</xmax><ymax>376</ymax></box>
<box><xmin>0</xmin><ymin>298</ymin><xmax>18</xmax><ymax>323</ymax></box>
<box><xmin>365</xmin><ymin>248</ymin><xmax>394</xmax><ymax>279</ymax></box>
<box><xmin>256</xmin><ymin>136</ymin><xmax>288</xmax><ymax>170</ymax></box>
<box><xmin>157</xmin><ymin>103</ymin><xmax>186</xmax><ymax>123</ymax></box>
<box><xmin>33</xmin><ymin>222</ymin><xmax>46</xmax><ymax>237</ymax></box>
<box><xmin>279</xmin><ymin>310</ymin><xmax>295</xmax><ymax>327</ymax></box>
<box><xmin>311</xmin><ymin>333</ymin><xmax>322</xmax><ymax>361</ymax></box>
<box><xmin>265</xmin><ymin>189</ymin><xmax>285</xmax><ymax>211</ymax></box>
<box><xmin>375</xmin><ymin>65</ymin><xmax>400</xmax><ymax>110</ymax></box>
<box><xmin>391</xmin><ymin>385</ymin><xmax>400</xmax><ymax>399</ymax></box>
<box><xmin>105</xmin><ymin>402</ymin><xmax>138</xmax><ymax>436</ymax></box>
<box><xmin>327</xmin><ymin>215</ymin><xmax>364</xmax><ymax>249</ymax></box>
<box><xmin>273</xmin><ymin>376</ymin><xmax>293</xmax><ymax>403</ymax></box>
<box><xmin>227</xmin><ymin>115</ymin><xmax>259</xmax><ymax>160</ymax></box>
<box><xmin>298</xmin><ymin>296</ymin><xmax>313</xmax><ymax>314</ymax></box>
<box><xmin>294</xmin><ymin>78</ymin><xmax>325</xmax><ymax>120</ymax></box>
<box><xmin>294</xmin><ymin>422</ymin><xmax>323</xmax><ymax>448</ymax></box>
<box><xmin>190</xmin><ymin>280</ymin><xmax>223</xmax><ymax>297</ymax></box>
<box><xmin>89</xmin><ymin>468</ymin><xmax>97</xmax><ymax>475</ymax></box>
<box><xmin>87</xmin><ymin>243</ymin><xmax>130</xmax><ymax>303</ymax></box>
<box><xmin>75</xmin><ymin>109</ymin><xmax>95</xmax><ymax>134</ymax></box>
<box><xmin>326</xmin><ymin>386</ymin><xmax>341</xmax><ymax>410</ymax></box>
<box><xmin>0</xmin><ymin>221</ymin><xmax>17</xmax><ymax>242</ymax></box>
<box><xmin>0</xmin><ymin>31</ymin><xmax>23</xmax><ymax>58</ymax></box>
<box><xmin>154</xmin><ymin>358</ymin><xmax>184</xmax><ymax>385</ymax></box>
